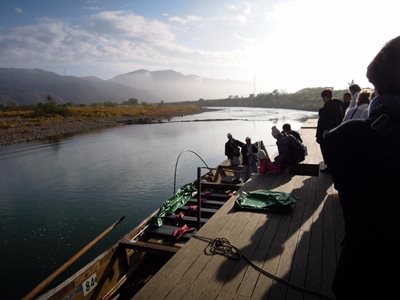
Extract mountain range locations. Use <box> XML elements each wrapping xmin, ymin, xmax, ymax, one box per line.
<box><xmin>0</xmin><ymin>68</ymin><xmax>252</xmax><ymax>105</ymax></box>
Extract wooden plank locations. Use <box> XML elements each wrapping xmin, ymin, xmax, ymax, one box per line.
<box><xmin>165</xmin><ymin>214</ymin><xmax>209</xmax><ymax>224</ymax></box>
<box><xmin>285</xmin><ymin>176</ymin><xmax>317</xmax><ymax>300</ymax></box>
<box><xmin>150</xmin><ymin>225</ymin><xmax>197</xmax><ymax>240</ymax></box>
<box><xmin>119</xmin><ymin>240</ymin><xmax>179</xmax><ymax>255</ymax></box>
<box><xmin>219</xmin><ymin>174</ymin><xmax>291</xmax><ymax>299</ymax></box>
<box><xmin>132</xmin><ymin>193</ymin><xmax>242</xmax><ymax>299</ymax></box>
<box><xmin>133</xmin><ymin>119</ymin><xmax>342</xmax><ymax>300</ymax></box>
<box><xmin>169</xmin><ymin>213</ymin><xmax>251</xmax><ymax>300</ymax></box>
<box><xmin>266</xmin><ymin>175</ymin><xmax>311</xmax><ymax>300</ymax></box>
<box><xmin>180</xmin><ymin>206</ymin><xmax>219</xmax><ymax>214</ymax></box>
<box><xmin>303</xmin><ymin>174</ymin><xmax>331</xmax><ymax>300</ymax></box>
<box><xmin>161</xmin><ymin>212</ymin><xmax>250</xmax><ymax>299</ymax></box>
<box><xmin>187</xmin><ymin>198</ymin><xmax>226</xmax><ymax>206</ymax></box>
<box><xmin>321</xmin><ymin>183</ymin><xmax>337</xmax><ymax>299</ymax></box>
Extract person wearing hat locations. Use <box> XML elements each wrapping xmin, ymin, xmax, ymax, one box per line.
<box><xmin>241</xmin><ymin>136</ymin><xmax>258</xmax><ymax>181</ymax></box>
<box><xmin>257</xmin><ymin>149</ymin><xmax>280</xmax><ymax>174</ymax></box>
<box><xmin>271</xmin><ymin>126</ymin><xmax>294</xmax><ymax>171</ymax></box>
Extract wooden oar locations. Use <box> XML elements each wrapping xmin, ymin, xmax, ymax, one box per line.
<box><xmin>22</xmin><ymin>216</ymin><xmax>126</xmax><ymax>300</ymax></box>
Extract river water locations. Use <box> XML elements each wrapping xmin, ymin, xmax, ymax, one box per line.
<box><xmin>0</xmin><ymin>107</ymin><xmax>317</xmax><ymax>299</ymax></box>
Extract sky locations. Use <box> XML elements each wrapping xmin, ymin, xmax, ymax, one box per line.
<box><xmin>0</xmin><ymin>0</ymin><xmax>399</xmax><ymax>94</ymax></box>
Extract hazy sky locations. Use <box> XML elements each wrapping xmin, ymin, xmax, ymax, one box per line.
<box><xmin>1</xmin><ymin>0</ymin><xmax>399</xmax><ymax>93</ymax></box>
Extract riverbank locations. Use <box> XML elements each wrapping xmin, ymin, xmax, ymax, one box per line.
<box><xmin>0</xmin><ymin>104</ymin><xmax>207</xmax><ymax>146</ymax></box>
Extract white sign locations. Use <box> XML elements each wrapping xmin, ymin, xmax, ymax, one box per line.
<box><xmin>82</xmin><ymin>273</ymin><xmax>97</xmax><ymax>296</ymax></box>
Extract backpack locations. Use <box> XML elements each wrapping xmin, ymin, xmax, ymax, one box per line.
<box><xmin>287</xmin><ymin>134</ymin><xmax>306</xmax><ymax>163</ymax></box>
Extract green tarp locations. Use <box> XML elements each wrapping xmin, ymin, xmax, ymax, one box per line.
<box><xmin>151</xmin><ymin>183</ymin><xmax>197</xmax><ymax>227</ymax></box>
<box><xmin>234</xmin><ymin>190</ymin><xmax>298</xmax><ymax>213</ymax></box>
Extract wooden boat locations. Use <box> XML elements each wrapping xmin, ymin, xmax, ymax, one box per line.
<box><xmin>26</xmin><ymin>162</ymin><xmax>243</xmax><ymax>300</ymax></box>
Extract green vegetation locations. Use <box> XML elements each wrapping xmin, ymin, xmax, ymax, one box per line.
<box><xmin>0</xmin><ymin>100</ymin><xmax>202</xmax><ymax>129</ymax></box>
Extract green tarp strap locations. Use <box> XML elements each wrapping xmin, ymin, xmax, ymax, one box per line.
<box><xmin>151</xmin><ymin>183</ymin><xmax>197</xmax><ymax>227</ymax></box>
<box><xmin>234</xmin><ymin>190</ymin><xmax>298</xmax><ymax>214</ymax></box>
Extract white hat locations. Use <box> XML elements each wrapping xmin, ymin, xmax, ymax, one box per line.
<box><xmin>271</xmin><ymin>126</ymin><xmax>280</xmax><ymax>138</ymax></box>
<box><xmin>256</xmin><ymin>149</ymin><xmax>267</xmax><ymax>160</ymax></box>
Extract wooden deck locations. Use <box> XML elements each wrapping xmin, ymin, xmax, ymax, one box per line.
<box><xmin>133</xmin><ymin>119</ymin><xmax>344</xmax><ymax>300</ymax></box>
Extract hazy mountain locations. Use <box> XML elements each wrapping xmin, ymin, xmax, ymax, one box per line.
<box><xmin>0</xmin><ymin>68</ymin><xmax>158</xmax><ymax>105</ymax></box>
<box><xmin>109</xmin><ymin>69</ymin><xmax>253</xmax><ymax>102</ymax></box>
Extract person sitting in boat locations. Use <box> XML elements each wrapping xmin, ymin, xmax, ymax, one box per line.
<box><xmin>256</xmin><ymin>149</ymin><xmax>280</xmax><ymax>174</ymax></box>
<box><xmin>271</xmin><ymin>126</ymin><xmax>295</xmax><ymax>170</ymax></box>
<box><xmin>241</xmin><ymin>136</ymin><xmax>258</xmax><ymax>181</ymax></box>
<box><xmin>282</xmin><ymin>123</ymin><xmax>303</xmax><ymax>143</ymax></box>
<box><xmin>225</xmin><ymin>133</ymin><xmax>244</xmax><ymax>166</ymax></box>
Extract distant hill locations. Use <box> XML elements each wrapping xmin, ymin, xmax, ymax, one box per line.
<box><xmin>109</xmin><ymin>69</ymin><xmax>252</xmax><ymax>102</ymax></box>
<box><xmin>0</xmin><ymin>68</ymin><xmax>158</xmax><ymax>105</ymax></box>
<box><xmin>195</xmin><ymin>87</ymin><xmax>348</xmax><ymax>112</ymax></box>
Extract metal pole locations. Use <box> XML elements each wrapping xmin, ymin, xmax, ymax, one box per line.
<box><xmin>197</xmin><ymin>167</ymin><xmax>202</xmax><ymax>230</ymax></box>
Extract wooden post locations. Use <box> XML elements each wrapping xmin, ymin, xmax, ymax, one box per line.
<box><xmin>197</xmin><ymin>167</ymin><xmax>202</xmax><ymax>230</ymax></box>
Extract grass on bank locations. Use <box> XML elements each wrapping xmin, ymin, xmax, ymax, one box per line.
<box><xmin>0</xmin><ymin>102</ymin><xmax>202</xmax><ymax>129</ymax></box>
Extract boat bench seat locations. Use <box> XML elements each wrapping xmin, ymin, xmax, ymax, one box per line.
<box><xmin>119</xmin><ymin>240</ymin><xmax>179</xmax><ymax>255</ymax></box>
<box><xmin>150</xmin><ymin>225</ymin><xmax>197</xmax><ymax>240</ymax></box>
<box><xmin>180</xmin><ymin>206</ymin><xmax>218</xmax><ymax>214</ymax></box>
<box><xmin>200</xmin><ymin>182</ymin><xmax>241</xmax><ymax>191</ymax></box>
<box><xmin>187</xmin><ymin>199</ymin><xmax>226</xmax><ymax>206</ymax></box>
<box><xmin>166</xmin><ymin>214</ymin><xmax>208</xmax><ymax>224</ymax></box>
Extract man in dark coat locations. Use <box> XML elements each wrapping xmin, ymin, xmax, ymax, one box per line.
<box><xmin>325</xmin><ymin>35</ymin><xmax>400</xmax><ymax>299</ymax></box>
<box><xmin>316</xmin><ymin>88</ymin><xmax>343</xmax><ymax>171</ymax></box>
<box><xmin>225</xmin><ymin>133</ymin><xmax>244</xmax><ymax>164</ymax></box>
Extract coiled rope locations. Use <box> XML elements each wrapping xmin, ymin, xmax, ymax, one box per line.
<box><xmin>193</xmin><ymin>235</ymin><xmax>334</xmax><ymax>300</ymax></box>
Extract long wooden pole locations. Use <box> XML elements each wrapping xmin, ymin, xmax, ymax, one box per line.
<box><xmin>23</xmin><ymin>216</ymin><xmax>126</xmax><ymax>300</ymax></box>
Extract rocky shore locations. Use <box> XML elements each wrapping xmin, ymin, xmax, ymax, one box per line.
<box><xmin>0</xmin><ymin>116</ymin><xmax>166</xmax><ymax>146</ymax></box>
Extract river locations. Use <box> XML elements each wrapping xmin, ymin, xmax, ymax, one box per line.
<box><xmin>0</xmin><ymin>107</ymin><xmax>317</xmax><ymax>299</ymax></box>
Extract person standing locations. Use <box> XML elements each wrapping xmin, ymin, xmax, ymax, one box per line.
<box><xmin>241</xmin><ymin>137</ymin><xmax>257</xmax><ymax>182</ymax></box>
<box><xmin>342</xmin><ymin>92</ymin><xmax>351</xmax><ymax>113</ymax></box>
<box><xmin>225</xmin><ymin>133</ymin><xmax>244</xmax><ymax>166</ymax></box>
<box><xmin>325</xmin><ymin>35</ymin><xmax>400</xmax><ymax>299</ymax></box>
<box><xmin>348</xmin><ymin>83</ymin><xmax>361</xmax><ymax>110</ymax></box>
<box><xmin>225</xmin><ymin>133</ymin><xmax>244</xmax><ymax>182</ymax></box>
<box><xmin>315</xmin><ymin>88</ymin><xmax>343</xmax><ymax>172</ymax></box>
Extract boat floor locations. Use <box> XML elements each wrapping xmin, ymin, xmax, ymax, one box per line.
<box><xmin>132</xmin><ymin>119</ymin><xmax>344</xmax><ymax>299</ymax></box>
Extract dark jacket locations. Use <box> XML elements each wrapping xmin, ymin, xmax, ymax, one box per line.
<box><xmin>325</xmin><ymin>95</ymin><xmax>400</xmax><ymax>299</ymax></box>
<box><xmin>225</xmin><ymin>139</ymin><xmax>244</xmax><ymax>159</ymax></box>
<box><xmin>241</xmin><ymin>143</ymin><xmax>257</xmax><ymax>165</ymax></box>
<box><xmin>275</xmin><ymin>133</ymin><xmax>295</xmax><ymax>169</ymax></box>
<box><xmin>288</xmin><ymin>130</ymin><xmax>302</xmax><ymax>143</ymax></box>
<box><xmin>316</xmin><ymin>99</ymin><xmax>343</xmax><ymax>144</ymax></box>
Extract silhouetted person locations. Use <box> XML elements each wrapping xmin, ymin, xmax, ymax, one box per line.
<box><xmin>241</xmin><ymin>136</ymin><xmax>257</xmax><ymax>181</ymax></box>
<box><xmin>348</xmin><ymin>83</ymin><xmax>361</xmax><ymax>110</ymax></box>
<box><xmin>342</xmin><ymin>92</ymin><xmax>351</xmax><ymax>113</ymax></box>
<box><xmin>282</xmin><ymin>123</ymin><xmax>302</xmax><ymax>142</ymax></box>
<box><xmin>225</xmin><ymin>133</ymin><xmax>244</xmax><ymax>166</ymax></box>
<box><xmin>316</xmin><ymin>88</ymin><xmax>343</xmax><ymax>172</ymax></box>
<box><xmin>325</xmin><ymin>35</ymin><xmax>400</xmax><ymax>299</ymax></box>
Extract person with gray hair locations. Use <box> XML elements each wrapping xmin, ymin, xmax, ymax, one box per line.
<box><xmin>348</xmin><ymin>83</ymin><xmax>361</xmax><ymax>110</ymax></box>
<box><xmin>325</xmin><ymin>35</ymin><xmax>400</xmax><ymax>299</ymax></box>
